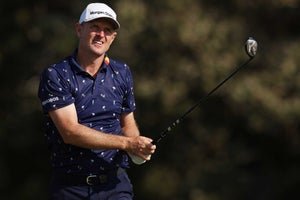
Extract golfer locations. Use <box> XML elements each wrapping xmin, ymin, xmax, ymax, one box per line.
<box><xmin>38</xmin><ymin>3</ymin><xmax>156</xmax><ymax>199</ymax></box>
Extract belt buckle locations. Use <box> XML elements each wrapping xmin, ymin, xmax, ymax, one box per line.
<box><xmin>86</xmin><ymin>175</ymin><xmax>97</xmax><ymax>185</ymax></box>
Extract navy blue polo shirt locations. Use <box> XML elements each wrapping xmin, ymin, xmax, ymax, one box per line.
<box><xmin>38</xmin><ymin>50</ymin><xmax>136</xmax><ymax>175</ymax></box>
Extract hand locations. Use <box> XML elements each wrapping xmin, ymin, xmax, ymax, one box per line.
<box><xmin>126</xmin><ymin>136</ymin><xmax>156</xmax><ymax>164</ymax></box>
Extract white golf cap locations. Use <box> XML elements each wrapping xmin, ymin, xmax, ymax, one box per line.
<box><xmin>79</xmin><ymin>3</ymin><xmax>120</xmax><ymax>29</ymax></box>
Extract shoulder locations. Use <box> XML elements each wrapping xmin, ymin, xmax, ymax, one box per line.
<box><xmin>108</xmin><ymin>57</ymin><xmax>131</xmax><ymax>72</ymax></box>
<box><xmin>41</xmin><ymin>56</ymin><xmax>73</xmax><ymax>79</ymax></box>
<box><xmin>47</xmin><ymin>57</ymin><xmax>72</xmax><ymax>72</ymax></box>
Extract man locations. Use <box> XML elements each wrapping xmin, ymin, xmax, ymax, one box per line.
<box><xmin>38</xmin><ymin>3</ymin><xmax>156</xmax><ymax>199</ymax></box>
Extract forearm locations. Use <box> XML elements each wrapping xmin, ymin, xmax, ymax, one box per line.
<box><xmin>49</xmin><ymin>104</ymin><xmax>130</xmax><ymax>151</ymax></box>
<box><xmin>69</xmin><ymin>122</ymin><xmax>155</xmax><ymax>164</ymax></box>
<box><xmin>122</xmin><ymin>121</ymin><xmax>140</xmax><ymax>138</ymax></box>
<box><xmin>49</xmin><ymin>106</ymin><xmax>154</xmax><ymax>158</ymax></box>
<box><xmin>62</xmin><ymin>123</ymin><xmax>129</xmax><ymax>150</ymax></box>
<box><xmin>121</xmin><ymin>112</ymin><xmax>140</xmax><ymax>138</ymax></box>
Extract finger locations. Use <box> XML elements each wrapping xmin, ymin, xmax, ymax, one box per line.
<box><xmin>145</xmin><ymin>155</ymin><xmax>151</xmax><ymax>160</ymax></box>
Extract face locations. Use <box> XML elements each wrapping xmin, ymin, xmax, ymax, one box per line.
<box><xmin>76</xmin><ymin>18</ymin><xmax>117</xmax><ymax>58</ymax></box>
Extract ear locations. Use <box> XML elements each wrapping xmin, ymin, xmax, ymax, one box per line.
<box><xmin>75</xmin><ymin>23</ymin><xmax>82</xmax><ymax>38</ymax></box>
<box><xmin>109</xmin><ymin>32</ymin><xmax>117</xmax><ymax>45</ymax></box>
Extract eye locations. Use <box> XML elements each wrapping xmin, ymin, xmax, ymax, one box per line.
<box><xmin>104</xmin><ymin>28</ymin><xmax>113</xmax><ymax>34</ymax></box>
<box><xmin>90</xmin><ymin>24</ymin><xmax>100</xmax><ymax>31</ymax></box>
<box><xmin>89</xmin><ymin>23</ymin><xmax>114</xmax><ymax>35</ymax></box>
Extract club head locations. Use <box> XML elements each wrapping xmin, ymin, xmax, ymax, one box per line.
<box><xmin>245</xmin><ymin>37</ymin><xmax>258</xmax><ymax>58</ymax></box>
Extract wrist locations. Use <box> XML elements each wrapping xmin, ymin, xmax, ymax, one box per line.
<box><xmin>121</xmin><ymin>135</ymin><xmax>131</xmax><ymax>151</ymax></box>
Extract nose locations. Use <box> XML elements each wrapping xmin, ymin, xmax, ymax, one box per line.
<box><xmin>96</xmin><ymin>29</ymin><xmax>105</xmax><ymax>37</ymax></box>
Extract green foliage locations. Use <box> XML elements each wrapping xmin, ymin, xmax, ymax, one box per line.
<box><xmin>1</xmin><ymin>0</ymin><xmax>299</xmax><ymax>199</ymax></box>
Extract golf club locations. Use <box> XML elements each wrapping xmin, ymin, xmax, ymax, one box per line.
<box><xmin>129</xmin><ymin>37</ymin><xmax>258</xmax><ymax>164</ymax></box>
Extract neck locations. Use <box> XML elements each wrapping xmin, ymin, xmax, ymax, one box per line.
<box><xmin>76</xmin><ymin>49</ymin><xmax>105</xmax><ymax>77</ymax></box>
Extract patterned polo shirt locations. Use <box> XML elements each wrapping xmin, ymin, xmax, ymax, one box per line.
<box><xmin>38</xmin><ymin>50</ymin><xmax>136</xmax><ymax>175</ymax></box>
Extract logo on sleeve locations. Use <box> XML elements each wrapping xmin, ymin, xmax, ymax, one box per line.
<box><xmin>42</xmin><ymin>97</ymin><xmax>59</xmax><ymax>106</ymax></box>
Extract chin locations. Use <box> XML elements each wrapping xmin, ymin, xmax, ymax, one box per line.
<box><xmin>90</xmin><ymin>48</ymin><xmax>106</xmax><ymax>57</ymax></box>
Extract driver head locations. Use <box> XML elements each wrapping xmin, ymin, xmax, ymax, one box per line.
<box><xmin>245</xmin><ymin>37</ymin><xmax>258</xmax><ymax>58</ymax></box>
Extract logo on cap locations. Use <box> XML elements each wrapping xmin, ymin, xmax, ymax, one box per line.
<box><xmin>90</xmin><ymin>11</ymin><xmax>113</xmax><ymax>18</ymax></box>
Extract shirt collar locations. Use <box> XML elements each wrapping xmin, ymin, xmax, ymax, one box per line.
<box><xmin>69</xmin><ymin>49</ymin><xmax>110</xmax><ymax>75</ymax></box>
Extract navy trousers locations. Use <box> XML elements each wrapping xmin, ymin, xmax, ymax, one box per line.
<box><xmin>49</xmin><ymin>170</ymin><xmax>133</xmax><ymax>200</ymax></box>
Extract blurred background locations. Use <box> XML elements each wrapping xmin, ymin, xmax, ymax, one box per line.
<box><xmin>1</xmin><ymin>0</ymin><xmax>299</xmax><ymax>199</ymax></box>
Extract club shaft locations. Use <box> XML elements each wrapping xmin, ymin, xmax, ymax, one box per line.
<box><xmin>152</xmin><ymin>57</ymin><xmax>253</xmax><ymax>145</ymax></box>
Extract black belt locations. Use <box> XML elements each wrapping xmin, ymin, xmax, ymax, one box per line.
<box><xmin>52</xmin><ymin>168</ymin><xmax>125</xmax><ymax>186</ymax></box>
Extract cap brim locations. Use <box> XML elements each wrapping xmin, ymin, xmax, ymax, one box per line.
<box><xmin>82</xmin><ymin>16</ymin><xmax>120</xmax><ymax>30</ymax></box>
<box><xmin>102</xmin><ymin>17</ymin><xmax>120</xmax><ymax>30</ymax></box>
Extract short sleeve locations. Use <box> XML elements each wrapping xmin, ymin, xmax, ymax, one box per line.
<box><xmin>38</xmin><ymin>67</ymin><xmax>75</xmax><ymax>113</ymax></box>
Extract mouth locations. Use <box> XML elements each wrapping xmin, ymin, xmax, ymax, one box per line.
<box><xmin>93</xmin><ymin>40</ymin><xmax>104</xmax><ymax>46</ymax></box>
